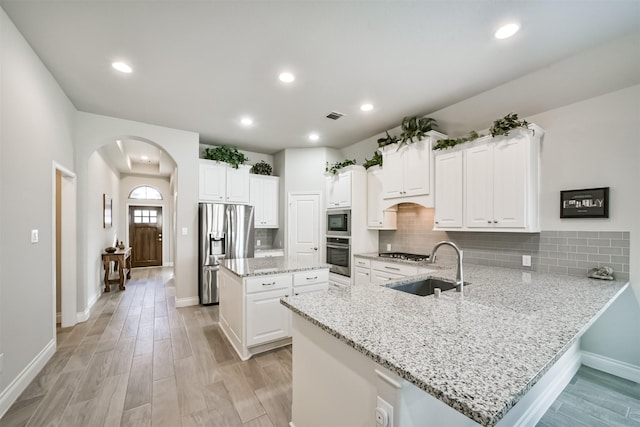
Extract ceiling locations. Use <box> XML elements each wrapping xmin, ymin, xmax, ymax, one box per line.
<box><xmin>2</xmin><ymin>1</ymin><xmax>639</xmax><ymax>156</ymax></box>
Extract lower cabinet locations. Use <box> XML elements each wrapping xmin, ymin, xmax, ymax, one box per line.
<box><xmin>220</xmin><ymin>266</ymin><xmax>329</xmax><ymax>360</ymax></box>
<box><xmin>354</xmin><ymin>257</ymin><xmax>435</xmax><ymax>286</ymax></box>
<box><xmin>246</xmin><ymin>287</ymin><xmax>291</xmax><ymax>347</ymax></box>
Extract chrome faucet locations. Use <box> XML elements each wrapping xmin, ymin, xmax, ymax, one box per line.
<box><xmin>430</xmin><ymin>241</ymin><xmax>464</xmax><ymax>292</ymax></box>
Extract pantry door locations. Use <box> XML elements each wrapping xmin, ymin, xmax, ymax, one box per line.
<box><xmin>129</xmin><ymin>206</ymin><xmax>163</xmax><ymax>267</ymax></box>
<box><xmin>288</xmin><ymin>193</ymin><xmax>320</xmax><ymax>263</ymax></box>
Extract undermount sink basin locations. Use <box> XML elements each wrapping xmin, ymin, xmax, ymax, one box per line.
<box><xmin>386</xmin><ymin>277</ymin><xmax>469</xmax><ymax>297</ymax></box>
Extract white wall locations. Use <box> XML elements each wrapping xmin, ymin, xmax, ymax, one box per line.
<box><xmin>529</xmin><ymin>85</ymin><xmax>640</xmax><ymax>365</ymax></box>
<box><xmin>75</xmin><ymin>113</ymin><xmax>200</xmax><ymax>308</ymax></box>
<box><xmin>86</xmin><ymin>152</ymin><xmax>121</xmax><ymax>305</ymax></box>
<box><xmin>0</xmin><ymin>6</ymin><xmax>76</xmax><ymax>411</ymax></box>
<box><xmin>119</xmin><ymin>175</ymin><xmax>173</xmax><ymax>266</ymax></box>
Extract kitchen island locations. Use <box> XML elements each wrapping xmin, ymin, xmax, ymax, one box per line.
<box><xmin>219</xmin><ymin>256</ymin><xmax>329</xmax><ymax>360</ymax></box>
<box><xmin>281</xmin><ymin>263</ymin><xmax>629</xmax><ymax>427</ymax></box>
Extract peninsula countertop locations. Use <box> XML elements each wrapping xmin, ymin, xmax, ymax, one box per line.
<box><xmin>221</xmin><ymin>256</ymin><xmax>330</xmax><ymax>278</ymax></box>
<box><xmin>280</xmin><ymin>263</ymin><xmax>629</xmax><ymax>426</ymax></box>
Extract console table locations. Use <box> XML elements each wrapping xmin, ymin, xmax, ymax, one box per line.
<box><xmin>102</xmin><ymin>247</ymin><xmax>132</xmax><ymax>292</ymax></box>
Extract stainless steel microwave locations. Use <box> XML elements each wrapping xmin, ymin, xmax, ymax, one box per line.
<box><xmin>327</xmin><ymin>209</ymin><xmax>351</xmax><ymax>236</ymax></box>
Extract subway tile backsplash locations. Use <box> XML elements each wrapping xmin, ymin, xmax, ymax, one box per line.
<box><xmin>378</xmin><ymin>204</ymin><xmax>630</xmax><ymax>281</ymax></box>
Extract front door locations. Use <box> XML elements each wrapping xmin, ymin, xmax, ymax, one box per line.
<box><xmin>288</xmin><ymin>193</ymin><xmax>320</xmax><ymax>263</ymax></box>
<box><xmin>129</xmin><ymin>206</ymin><xmax>163</xmax><ymax>268</ymax></box>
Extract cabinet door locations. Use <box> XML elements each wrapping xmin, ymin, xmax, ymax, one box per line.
<box><xmin>464</xmin><ymin>144</ymin><xmax>494</xmax><ymax>228</ymax></box>
<box><xmin>246</xmin><ymin>288</ymin><xmax>291</xmax><ymax>347</ymax></box>
<box><xmin>403</xmin><ymin>140</ymin><xmax>431</xmax><ymax>197</ymax></box>
<box><xmin>262</xmin><ymin>177</ymin><xmax>279</xmax><ymax>227</ymax></box>
<box><xmin>226</xmin><ymin>166</ymin><xmax>250</xmax><ymax>203</ymax></box>
<box><xmin>370</xmin><ymin>269</ymin><xmax>404</xmax><ymax>286</ymax></box>
<box><xmin>434</xmin><ymin>151</ymin><xmax>463</xmax><ymax>228</ymax></box>
<box><xmin>249</xmin><ymin>176</ymin><xmax>264</xmax><ymax>226</ymax></box>
<box><xmin>381</xmin><ymin>148</ymin><xmax>404</xmax><ymax>199</ymax></box>
<box><xmin>367</xmin><ymin>169</ymin><xmax>384</xmax><ymax>227</ymax></box>
<box><xmin>199</xmin><ymin>161</ymin><xmax>226</xmax><ymax>202</ymax></box>
<box><xmin>354</xmin><ymin>267</ymin><xmax>371</xmax><ymax>285</ymax></box>
<box><xmin>492</xmin><ymin>139</ymin><xmax>527</xmax><ymax>228</ymax></box>
<box><xmin>334</xmin><ymin>172</ymin><xmax>352</xmax><ymax>207</ymax></box>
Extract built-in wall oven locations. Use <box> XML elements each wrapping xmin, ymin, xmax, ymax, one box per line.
<box><xmin>326</xmin><ymin>236</ymin><xmax>350</xmax><ymax>277</ymax></box>
<box><xmin>327</xmin><ymin>209</ymin><xmax>351</xmax><ymax>236</ymax></box>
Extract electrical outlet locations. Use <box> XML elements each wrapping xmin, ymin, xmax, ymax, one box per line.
<box><xmin>31</xmin><ymin>229</ymin><xmax>39</xmax><ymax>243</ymax></box>
<box><xmin>257</xmin><ymin>239</ymin><xmax>261</xmax><ymax>247</ymax></box>
<box><xmin>522</xmin><ymin>255</ymin><xmax>531</xmax><ymax>267</ymax></box>
<box><xmin>386</xmin><ymin>244</ymin><xmax>391</xmax><ymax>251</ymax></box>
<box><xmin>376</xmin><ymin>396</ymin><xmax>394</xmax><ymax>427</ymax></box>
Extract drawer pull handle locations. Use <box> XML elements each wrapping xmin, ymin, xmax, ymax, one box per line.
<box><xmin>306</xmin><ymin>276</ymin><xmax>318</xmax><ymax>280</ymax></box>
<box><xmin>295</xmin><ymin>293</ymin><xmax>299</xmax><ymax>296</ymax></box>
<box><xmin>262</xmin><ymin>282</ymin><xmax>276</xmax><ymax>286</ymax></box>
<box><xmin>285</xmin><ymin>294</ymin><xmax>289</xmax><ymax>298</ymax></box>
<box><xmin>384</xmin><ymin>266</ymin><xmax>400</xmax><ymax>271</ymax></box>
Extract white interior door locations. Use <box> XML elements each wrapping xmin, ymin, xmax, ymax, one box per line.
<box><xmin>288</xmin><ymin>193</ymin><xmax>320</xmax><ymax>263</ymax></box>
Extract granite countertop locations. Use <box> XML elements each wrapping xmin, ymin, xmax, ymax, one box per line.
<box><xmin>281</xmin><ymin>262</ymin><xmax>629</xmax><ymax>426</ymax></box>
<box><xmin>221</xmin><ymin>256</ymin><xmax>329</xmax><ymax>277</ymax></box>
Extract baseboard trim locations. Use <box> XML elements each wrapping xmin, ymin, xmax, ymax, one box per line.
<box><xmin>77</xmin><ymin>292</ymin><xmax>100</xmax><ymax>323</ymax></box>
<box><xmin>56</xmin><ymin>312</ymin><xmax>61</xmax><ymax>324</ymax></box>
<box><xmin>581</xmin><ymin>351</ymin><xmax>640</xmax><ymax>383</ymax></box>
<box><xmin>0</xmin><ymin>339</ymin><xmax>56</xmax><ymax>418</ymax></box>
<box><xmin>175</xmin><ymin>296</ymin><xmax>199</xmax><ymax>308</ymax></box>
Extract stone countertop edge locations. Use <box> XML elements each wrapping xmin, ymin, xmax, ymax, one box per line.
<box><xmin>280</xmin><ymin>264</ymin><xmax>630</xmax><ymax>427</ymax></box>
<box><xmin>220</xmin><ymin>256</ymin><xmax>330</xmax><ymax>278</ymax></box>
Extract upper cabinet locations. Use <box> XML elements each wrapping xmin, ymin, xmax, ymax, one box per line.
<box><xmin>250</xmin><ymin>175</ymin><xmax>279</xmax><ymax>228</ymax></box>
<box><xmin>434</xmin><ymin>150</ymin><xmax>463</xmax><ymax>228</ymax></box>
<box><xmin>326</xmin><ymin>169</ymin><xmax>353</xmax><ymax>208</ymax></box>
<box><xmin>366</xmin><ymin>166</ymin><xmax>397</xmax><ymax>230</ymax></box>
<box><xmin>379</xmin><ymin>131</ymin><xmax>446</xmax><ymax>208</ymax></box>
<box><xmin>434</xmin><ymin>125</ymin><xmax>543</xmax><ymax>232</ymax></box>
<box><xmin>199</xmin><ymin>159</ymin><xmax>251</xmax><ymax>204</ymax></box>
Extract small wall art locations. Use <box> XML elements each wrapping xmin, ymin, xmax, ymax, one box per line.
<box><xmin>103</xmin><ymin>193</ymin><xmax>113</xmax><ymax>228</ymax></box>
<box><xmin>560</xmin><ymin>187</ymin><xmax>609</xmax><ymax>218</ymax></box>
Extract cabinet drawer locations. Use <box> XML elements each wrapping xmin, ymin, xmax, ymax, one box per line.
<box><xmin>370</xmin><ymin>270</ymin><xmax>404</xmax><ymax>286</ymax></box>
<box><xmin>371</xmin><ymin>261</ymin><xmax>419</xmax><ymax>276</ymax></box>
<box><xmin>293</xmin><ymin>282</ymin><xmax>328</xmax><ymax>296</ymax></box>
<box><xmin>246</xmin><ymin>274</ymin><xmax>292</xmax><ymax>294</ymax></box>
<box><xmin>293</xmin><ymin>269</ymin><xmax>329</xmax><ymax>286</ymax></box>
<box><xmin>353</xmin><ymin>257</ymin><xmax>371</xmax><ymax>268</ymax></box>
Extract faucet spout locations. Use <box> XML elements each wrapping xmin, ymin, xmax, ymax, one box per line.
<box><xmin>430</xmin><ymin>241</ymin><xmax>464</xmax><ymax>292</ymax></box>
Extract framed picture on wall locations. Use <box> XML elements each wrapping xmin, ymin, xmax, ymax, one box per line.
<box><xmin>560</xmin><ymin>187</ymin><xmax>609</xmax><ymax>218</ymax></box>
<box><xmin>103</xmin><ymin>194</ymin><xmax>112</xmax><ymax>228</ymax></box>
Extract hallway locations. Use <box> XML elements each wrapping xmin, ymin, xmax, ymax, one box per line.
<box><xmin>0</xmin><ymin>268</ymin><xmax>291</xmax><ymax>427</ymax></box>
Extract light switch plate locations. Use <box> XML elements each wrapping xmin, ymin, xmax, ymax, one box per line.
<box><xmin>376</xmin><ymin>396</ymin><xmax>393</xmax><ymax>427</ymax></box>
<box><xmin>257</xmin><ymin>240</ymin><xmax>261</xmax><ymax>247</ymax></box>
<box><xmin>386</xmin><ymin>244</ymin><xmax>391</xmax><ymax>251</ymax></box>
<box><xmin>522</xmin><ymin>255</ymin><xmax>531</xmax><ymax>267</ymax></box>
<box><xmin>31</xmin><ymin>229</ymin><xmax>39</xmax><ymax>243</ymax></box>
<box><xmin>181</xmin><ymin>227</ymin><xmax>188</xmax><ymax>236</ymax></box>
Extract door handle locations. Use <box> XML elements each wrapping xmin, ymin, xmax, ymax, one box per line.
<box><xmin>313</xmin><ymin>247</ymin><xmax>318</xmax><ymax>251</ymax></box>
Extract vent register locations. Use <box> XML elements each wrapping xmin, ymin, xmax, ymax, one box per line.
<box><xmin>326</xmin><ymin>111</ymin><xmax>345</xmax><ymax>120</ymax></box>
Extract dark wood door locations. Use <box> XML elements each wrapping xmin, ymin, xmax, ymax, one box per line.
<box><xmin>129</xmin><ymin>206</ymin><xmax>163</xmax><ymax>268</ymax></box>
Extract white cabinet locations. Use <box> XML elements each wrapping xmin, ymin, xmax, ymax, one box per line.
<box><xmin>219</xmin><ymin>266</ymin><xmax>329</xmax><ymax>360</ymax></box>
<box><xmin>434</xmin><ymin>150</ymin><xmax>463</xmax><ymax>229</ymax></box>
<box><xmin>381</xmin><ymin>139</ymin><xmax>431</xmax><ymax>199</ymax></box>
<box><xmin>246</xmin><ymin>287</ymin><xmax>291</xmax><ymax>347</ymax></box>
<box><xmin>367</xmin><ymin>166</ymin><xmax>397</xmax><ymax>229</ymax></box>
<box><xmin>464</xmin><ymin>128</ymin><xmax>541</xmax><ymax>231</ymax></box>
<box><xmin>354</xmin><ymin>267</ymin><xmax>371</xmax><ymax>285</ymax></box>
<box><xmin>250</xmin><ymin>175</ymin><xmax>279</xmax><ymax>228</ymax></box>
<box><xmin>326</xmin><ymin>171</ymin><xmax>352</xmax><ymax>208</ymax></box>
<box><xmin>354</xmin><ymin>257</ymin><xmax>435</xmax><ymax>286</ymax></box>
<box><xmin>198</xmin><ymin>159</ymin><xmax>251</xmax><ymax>203</ymax></box>
<box><xmin>199</xmin><ymin>160</ymin><xmax>226</xmax><ymax>202</ymax></box>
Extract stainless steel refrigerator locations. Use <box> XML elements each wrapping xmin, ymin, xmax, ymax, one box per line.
<box><xmin>199</xmin><ymin>203</ymin><xmax>255</xmax><ymax>305</ymax></box>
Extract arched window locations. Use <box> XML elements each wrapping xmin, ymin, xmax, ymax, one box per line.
<box><xmin>128</xmin><ymin>186</ymin><xmax>163</xmax><ymax>200</ymax></box>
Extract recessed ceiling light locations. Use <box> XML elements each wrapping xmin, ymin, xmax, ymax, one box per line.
<box><xmin>112</xmin><ymin>62</ymin><xmax>133</xmax><ymax>73</ymax></box>
<box><xmin>140</xmin><ymin>155</ymin><xmax>149</xmax><ymax>161</ymax></box>
<box><xmin>241</xmin><ymin>117</ymin><xmax>253</xmax><ymax>126</ymax></box>
<box><xmin>309</xmin><ymin>133</ymin><xmax>320</xmax><ymax>142</ymax></box>
<box><xmin>360</xmin><ymin>103</ymin><xmax>374</xmax><ymax>112</ymax></box>
<box><xmin>494</xmin><ymin>23</ymin><xmax>520</xmax><ymax>40</ymax></box>
<box><xmin>279</xmin><ymin>72</ymin><xmax>295</xmax><ymax>83</ymax></box>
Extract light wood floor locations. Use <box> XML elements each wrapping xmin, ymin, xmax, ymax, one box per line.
<box><xmin>2</xmin><ymin>267</ymin><xmax>639</xmax><ymax>427</ymax></box>
<box><xmin>0</xmin><ymin>267</ymin><xmax>292</xmax><ymax>427</ymax></box>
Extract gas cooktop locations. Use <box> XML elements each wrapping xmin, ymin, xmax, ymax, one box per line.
<box><xmin>378</xmin><ymin>252</ymin><xmax>430</xmax><ymax>262</ymax></box>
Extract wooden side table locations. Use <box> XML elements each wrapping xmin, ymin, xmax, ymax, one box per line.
<box><xmin>102</xmin><ymin>247</ymin><xmax>132</xmax><ymax>292</ymax></box>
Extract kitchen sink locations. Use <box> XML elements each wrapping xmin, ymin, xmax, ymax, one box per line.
<box><xmin>386</xmin><ymin>277</ymin><xmax>469</xmax><ymax>297</ymax></box>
